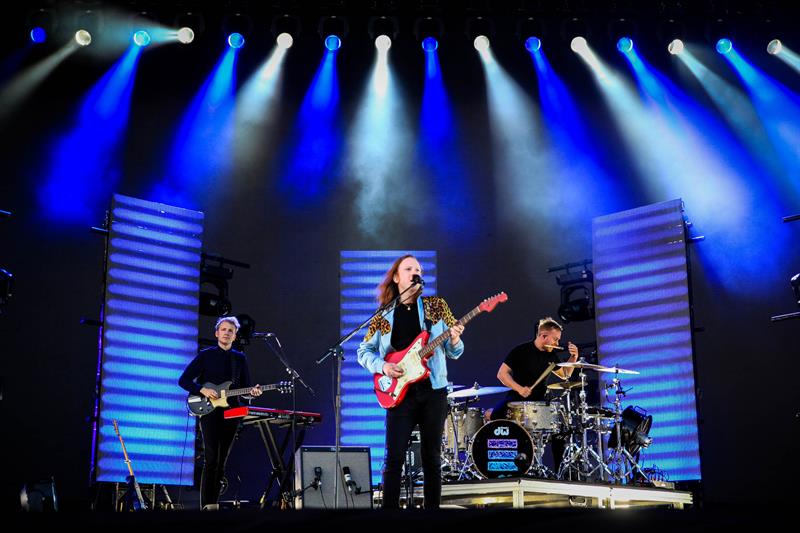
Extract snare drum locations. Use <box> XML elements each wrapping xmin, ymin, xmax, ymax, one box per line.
<box><xmin>469</xmin><ymin>420</ymin><xmax>533</xmax><ymax>479</ymax></box>
<box><xmin>506</xmin><ymin>401</ymin><xmax>563</xmax><ymax>434</ymax></box>
<box><xmin>444</xmin><ymin>406</ymin><xmax>485</xmax><ymax>451</ymax></box>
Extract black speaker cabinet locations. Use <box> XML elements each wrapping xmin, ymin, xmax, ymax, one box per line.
<box><xmin>294</xmin><ymin>446</ymin><xmax>373</xmax><ymax>509</ymax></box>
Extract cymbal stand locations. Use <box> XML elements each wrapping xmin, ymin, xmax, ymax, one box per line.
<box><xmin>557</xmin><ymin>364</ymin><xmax>612</xmax><ymax>482</ymax></box>
<box><xmin>605</xmin><ymin>373</ymin><xmax>651</xmax><ymax>484</ymax></box>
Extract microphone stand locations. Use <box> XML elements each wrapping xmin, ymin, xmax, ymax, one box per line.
<box><xmin>315</xmin><ymin>281</ymin><xmax>422</xmax><ymax>510</ymax></box>
<box><xmin>258</xmin><ymin>334</ymin><xmax>314</xmax><ymax>508</ymax></box>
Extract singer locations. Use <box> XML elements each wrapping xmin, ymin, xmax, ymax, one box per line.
<box><xmin>178</xmin><ymin>316</ymin><xmax>263</xmax><ymax>509</ymax></box>
<box><xmin>357</xmin><ymin>254</ymin><xmax>465</xmax><ymax>509</ymax></box>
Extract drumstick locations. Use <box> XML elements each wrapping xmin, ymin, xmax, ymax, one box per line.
<box><xmin>544</xmin><ymin>344</ymin><xmax>564</xmax><ymax>351</ymax></box>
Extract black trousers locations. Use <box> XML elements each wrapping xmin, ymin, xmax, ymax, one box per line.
<box><xmin>198</xmin><ymin>409</ymin><xmax>241</xmax><ymax>507</ymax></box>
<box><xmin>382</xmin><ymin>380</ymin><xmax>448</xmax><ymax>510</ymax></box>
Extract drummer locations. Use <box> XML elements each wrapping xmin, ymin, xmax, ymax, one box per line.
<box><xmin>486</xmin><ymin>317</ymin><xmax>579</xmax><ymax>473</ymax></box>
<box><xmin>488</xmin><ymin>316</ymin><xmax>579</xmax><ymax>419</ymax></box>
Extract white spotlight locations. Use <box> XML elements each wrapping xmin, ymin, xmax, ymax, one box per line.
<box><xmin>767</xmin><ymin>39</ymin><xmax>782</xmax><ymax>55</ymax></box>
<box><xmin>177</xmin><ymin>27</ymin><xmax>195</xmax><ymax>44</ymax></box>
<box><xmin>75</xmin><ymin>29</ymin><xmax>92</xmax><ymax>46</ymax></box>
<box><xmin>570</xmin><ymin>36</ymin><xmax>587</xmax><ymax>53</ymax></box>
<box><xmin>668</xmin><ymin>39</ymin><xmax>685</xmax><ymax>55</ymax></box>
<box><xmin>375</xmin><ymin>34</ymin><xmax>392</xmax><ymax>51</ymax></box>
<box><xmin>473</xmin><ymin>35</ymin><xmax>490</xmax><ymax>51</ymax></box>
<box><xmin>277</xmin><ymin>32</ymin><xmax>294</xmax><ymax>49</ymax></box>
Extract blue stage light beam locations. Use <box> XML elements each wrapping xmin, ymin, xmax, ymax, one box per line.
<box><xmin>39</xmin><ymin>45</ymin><xmax>142</xmax><ymax>223</ymax></box>
<box><xmin>30</xmin><ymin>27</ymin><xmax>47</xmax><ymax>43</ymax></box>
<box><xmin>604</xmin><ymin>46</ymin><xmax>793</xmax><ymax>293</ymax></box>
<box><xmin>155</xmin><ymin>47</ymin><xmax>239</xmax><ymax>208</ymax></box>
<box><xmin>529</xmin><ymin>48</ymin><xmax>626</xmax><ymax>235</ymax></box>
<box><xmin>346</xmin><ymin>40</ymin><xmax>415</xmax><ymax>237</ymax></box>
<box><xmin>721</xmin><ymin>48</ymin><xmax>800</xmax><ymax>201</ymax></box>
<box><xmin>676</xmin><ymin>48</ymin><xmax>789</xmax><ymax>197</ymax></box>
<box><xmin>419</xmin><ymin>43</ymin><xmax>478</xmax><ymax>238</ymax></box>
<box><xmin>279</xmin><ymin>49</ymin><xmax>342</xmax><ymax>208</ymax></box>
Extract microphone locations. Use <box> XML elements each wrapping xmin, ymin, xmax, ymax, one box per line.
<box><xmin>412</xmin><ymin>274</ymin><xmax>425</xmax><ymax>286</ymax></box>
<box><xmin>313</xmin><ymin>466</ymin><xmax>322</xmax><ymax>489</ymax></box>
<box><xmin>342</xmin><ymin>466</ymin><xmax>357</xmax><ymax>493</ymax></box>
<box><xmin>251</xmin><ymin>332</ymin><xmax>275</xmax><ymax>338</ymax></box>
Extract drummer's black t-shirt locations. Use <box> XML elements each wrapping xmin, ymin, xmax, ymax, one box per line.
<box><xmin>501</xmin><ymin>342</ymin><xmax>562</xmax><ymax>402</ymax></box>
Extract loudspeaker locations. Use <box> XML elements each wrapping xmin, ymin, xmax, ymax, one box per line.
<box><xmin>294</xmin><ymin>446</ymin><xmax>372</xmax><ymax>509</ymax></box>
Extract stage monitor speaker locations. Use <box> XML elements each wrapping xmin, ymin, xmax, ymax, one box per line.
<box><xmin>294</xmin><ymin>446</ymin><xmax>372</xmax><ymax>509</ymax></box>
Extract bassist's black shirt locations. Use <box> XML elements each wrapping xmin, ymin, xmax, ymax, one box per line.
<box><xmin>178</xmin><ymin>346</ymin><xmax>252</xmax><ymax>406</ymax></box>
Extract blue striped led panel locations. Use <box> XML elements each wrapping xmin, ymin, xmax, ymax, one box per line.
<box><xmin>593</xmin><ymin>199</ymin><xmax>701</xmax><ymax>480</ymax></box>
<box><xmin>340</xmin><ymin>251</ymin><xmax>438</xmax><ymax>486</ymax></box>
<box><xmin>95</xmin><ymin>194</ymin><xmax>203</xmax><ymax>485</ymax></box>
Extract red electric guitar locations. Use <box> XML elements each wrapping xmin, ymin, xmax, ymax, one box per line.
<box><xmin>373</xmin><ymin>292</ymin><xmax>508</xmax><ymax>409</ymax></box>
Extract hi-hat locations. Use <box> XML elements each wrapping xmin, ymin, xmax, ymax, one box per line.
<box><xmin>557</xmin><ymin>361</ymin><xmax>639</xmax><ymax>374</ymax></box>
<box><xmin>447</xmin><ymin>385</ymin><xmax>509</xmax><ymax>398</ymax></box>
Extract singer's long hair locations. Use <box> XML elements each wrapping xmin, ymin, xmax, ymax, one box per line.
<box><xmin>377</xmin><ymin>254</ymin><xmax>416</xmax><ymax>306</ymax></box>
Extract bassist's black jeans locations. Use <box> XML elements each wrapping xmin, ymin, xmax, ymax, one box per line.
<box><xmin>382</xmin><ymin>380</ymin><xmax>448</xmax><ymax>509</ymax></box>
<box><xmin>199</xmin><ymin>409</ymin><xmax>241</xmax><ymax>507</ymax></box>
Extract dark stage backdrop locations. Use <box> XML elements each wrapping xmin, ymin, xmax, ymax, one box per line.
<box><xmin>1</xmin><ymin>3</ymin><xmax>799</xmax><ymax>510</ymax></box>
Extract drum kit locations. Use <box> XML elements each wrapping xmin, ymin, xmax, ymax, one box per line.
<box><xmin>438</xmin><ymin>359</ymin><xmax>653</xmax><ymax>484</ymax></box>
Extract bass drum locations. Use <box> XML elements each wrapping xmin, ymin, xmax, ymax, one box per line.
<box><xmin>469</xmin><ymin>420</ymin><xmax>534</xmax><ymax>479</ymax></box>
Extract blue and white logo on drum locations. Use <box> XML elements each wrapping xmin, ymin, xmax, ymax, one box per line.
<box><xmin>493</xmin><ymin>425</ymin><xmax>510</xmax><ymax>436</ymax></box>
<box><xmin>378</xmin><ymin>375</ymin><xmax>393</xmax><ymax>392</ymax></box>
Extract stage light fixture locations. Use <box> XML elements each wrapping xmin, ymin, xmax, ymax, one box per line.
<box><xmin>525</xmin><ymin>36</ymin><xmax>542</xmax><ymax>53</ymax></box>
<box><xmin>555</xmin><ymin>268</ymin><xmax>595</xmax><ymax>323</ymax></box>
<box><xmin>325</xmin><ymin>35</ymin><xmax>341</xmax><ymax>51</ymax></box>
<box><xmin>375</xmin><ymin>34</ymin><xmax>392</xmax><ymax>51</ymax></box>
<box><xmin>277</xmin><ymin>32</ymin><xmax>293</xmax><ymax>49</ymax></box>
<box><xmin>222</xmin><ymin>11</ymin><xmax>252</xmax><ymax>49</ymax></box>
<box><xmin>767</xmin><ymin>38</ymin><xmax>782</xmax><ymax>55</ymax></box>
<box><xmin>473</xmin><ymin>35</ymin><xmax>490</xmax><ymax>51</ymax></box>
<box><xmin>27</xmin><ymin>8</ymin><xmax>57</xmax><ymax>44</ymax></box>
<box><xmin>272</xmin><ymin>14</ymin><xmax>300</xmax><ymax>50</ymax></box>
<box><xmin>174</xmin><ymin>11</ymin><xmax>204</xmax><ymax>42</ymax></box>
<box><xmin>616</xmin><ymin>36</ymin><xmax>634</xmax><ymax>53</ymax></box>
<box><xmin>414</xmin><ymin>16</ymin><xmax>443</xmax><ymax>51</ymax></box>
<box><xmin>133</xmin><ymin>30</ymin><xmax>151</xmax><ymax>47</ymax></box>
<box><xmin>369</xmin><ymin>15</ymin><xmax>398</xmax><ymax>51</ymax></box>
<box><xmin>176</xmin><ymin>27</ymin><xmax>195</xmax><ymax>44</ymax></box>
<box><xmin>668</xmin><ymin>38</ymin><xmax>685</xmax><ymax>55</ymax></box>
<box><xmin>228</xmin><ymin>32</ymin><xmax>245</xmax><ymax>48</ymax></box>
<box><xmin>75</xmin><ymin>29</ymin><xmax>92</xmax><ymax>46</ymax></box>
<box><xmin>422</xmin><ymin>36</ymin><xmax>438</xmax><ymax>52</ymax></box>
<box><xmin>466</xmin><ymin>16</ymin><xmax>493</xmax><ymax>52</ymax></box>
<box><xmin>570</xmin><ymin>36</ymin><xmax>588</xmax><ymax>53</ymax></box>
<box><xmin>319</xmin><ymin>16</ymin><xmax>348</xmax><ymax>51</ymax></box>
<box><xmin>716</xmin><ymin>38</ymin><xmax>733</xmax><ymax>55</ymax></box>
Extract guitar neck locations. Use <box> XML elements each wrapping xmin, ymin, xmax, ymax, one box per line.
<box><xmin>225</xmin><ymin>383</ymin><xmax>274</xmax><ymax>397</ymax></box>
<box><xmin>420</xmin><ymin>306</ymin><xmax>481</xmax><ymax>357</ymax></box>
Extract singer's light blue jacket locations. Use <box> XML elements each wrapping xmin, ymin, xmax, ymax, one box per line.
<box><xmin>356</xmin><ymin>296</ymin><xmax>464</xmax><ymax>390</ymax></box>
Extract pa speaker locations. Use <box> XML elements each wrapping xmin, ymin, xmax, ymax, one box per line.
<box><xmin>294</xmin><ymin>446</ymin><xmax>372</xmax><ymax>509</ymax></box>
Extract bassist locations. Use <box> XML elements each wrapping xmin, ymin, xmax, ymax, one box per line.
<box><xmin>357</xmin><ymin>254</ymin><xmax>465</xmax><ymax>510</ymax></box>
<box><xmin>178</xmin><ymin>316</ymin><xmax>263</xmax><ymax>509</ymax></box>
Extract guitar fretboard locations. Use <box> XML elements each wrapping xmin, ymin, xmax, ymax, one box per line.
<box><xmin>419</xmin><ymin>305</ymin><xmax>481</xmax><ymax>357</ymax></box>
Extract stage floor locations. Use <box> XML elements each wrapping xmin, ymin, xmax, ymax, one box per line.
<box><xmin>379</xmin><ymin>478</ymin><xmax>693</xmax><ymax>510</ymax></box>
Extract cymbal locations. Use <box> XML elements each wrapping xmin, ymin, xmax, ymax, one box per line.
<box><xmin>447</xmin><ymin>385</ymin><xmax>510</xmax><ymax>399</ymax></box>
<box><xmin>557</xmin><ymin>362</ymin><xmax>639</xmax><ymax>375</ymax></box>
<box><xmin>547</xmin><ymin>381</ymin><xmax>584</xmax><ymax>390</ymax></box>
